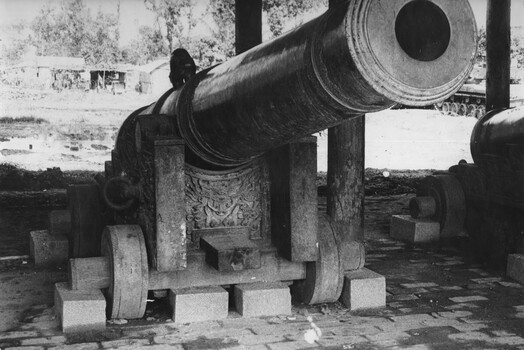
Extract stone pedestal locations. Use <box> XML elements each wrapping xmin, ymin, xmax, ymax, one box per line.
<box><xmin>234</xmin><ymin>283</ymin><xmax>291</xmax><ymax>317</ymax></box>
<box><xmin>507</xmin><ymin>254</ymin><xmax>524</xmax><ymax>285</ymax></box>
<box><xmin>169</xmin><ymin>286</ymin><xmax>229</xmax><ymax>323</ymax></box>
<box><xmin>30</xmin><ymin>230</ymin><xmax>69</xmax><ymax>267</ymax></box>
<box><xmin>390</xmin><ymin>215</ymin><xmax>440</xmax><ymax>243</ymax></box>
<box><xmin>340</xmin><ymin>268</ymin><xmax>386</xmax><ymax>311</ymax></box>
<box><xmin>54</xmin><ymin>282</ymin><xmax>106</xmax><ymax>333</ymax></box>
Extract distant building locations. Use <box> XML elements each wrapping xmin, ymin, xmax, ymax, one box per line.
<box><xmin>2</xmin><ymin>56</ymin><xmax>86</xmax><ymax>89</ymax></box>
<box><xmin>89</xmin><ymin>64</ymin><xmax>138</xmax><ymax>93</ymax></box>
<box><xmin>138</xmin><ymin>59</ymin><xmax>171</xmax><ymax>97</ymax></box>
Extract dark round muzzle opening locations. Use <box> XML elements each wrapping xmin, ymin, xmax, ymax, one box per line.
<box><xmin>395</xmin><ymin>0</ymin><xmax>451</xmax><ymax>62</ymax></box>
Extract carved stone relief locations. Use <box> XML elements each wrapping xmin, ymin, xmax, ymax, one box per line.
<box><xmin>185</xmin><ymin>161</ymin><xmax>269</xmax><ymax>241</ymax></box>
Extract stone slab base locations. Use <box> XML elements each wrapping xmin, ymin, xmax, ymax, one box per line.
<box><xmin>340</xmin><ymin>268</ymin><xmax>386</xmax><ymax>311</ymax></box>
<box><xmin>169</xmin><ymin>286</ymin><xmax>228</xmax><ymax>324</ymax></box>
<box><xmin>54</xmin><ymin>282</ymin><xmax>106</xmax><ymax>333</ymax></box>
<box><xmin>49</xmin><ymin>209</ymin><xmax>71</xmax><ymax>236</ymax></box>
<box><xmin>30</xmin><ymin>230</ymin><xmax>69</xmax><ymax>267</ymax></box>
<box><xmin>234</xmin><ymin>282</ymin><xmax>291</xmax><ymax>317</ymax></box>
<box><xmin>390</xmin><ymin>215</ymin><xmax>440</xmax><ymax>243</ymax></box>
<box><xmin>507</xmin><ymin>254</ymin><xmax>524</xmax><ymax>285</ymax></box>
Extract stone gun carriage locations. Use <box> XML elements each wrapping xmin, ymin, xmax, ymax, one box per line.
<box><xmin>64</xmin><ymin>0</ymin><xmax>478</xmax><ymax>320</ymax></box>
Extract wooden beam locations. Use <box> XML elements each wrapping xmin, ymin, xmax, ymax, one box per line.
<box><xmin>67</xmin><ymin>250</ymin><xmax>306</xmax><ymax>291</ymax></box>
<box><xmin>327</xmin><ymin>117</ymin><xmax>366</xmax><ymax>271</ymax></box>
<box><xmin>154</xmin><ymin>139</ymin><xmax>187</xmax><ymax>272</ymax></box>
<box><xmin>235</xmin><ymin>0</ymin><xmax>262</xmax><ymax>55</ymax></box>
<box><xmin>327</xmin><ymin>0</ymin><xmax>366</xmax><ymax>272</ymax></box>
<box><xmin>69</xmin><ymin>257</ymin><xmax>110</xmax><ymax>290</ymax></box>
<box><xmin>486</xmin><ymin>0</ymin><xmax>511</xmax><ymax>111</ymax></box>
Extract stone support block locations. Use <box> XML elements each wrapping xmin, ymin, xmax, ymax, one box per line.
<box><xmin>234</xmin><ymin>282</ymin><xmax>291</xmax><ymax>317</ymax></box>
<box><xmin>390</xmin><ymin>215</ymin><xmax>440</xmax><ymax>243</ymax></box>
<box><xmin>341</xmin><ymin>268</ymin><xmax>386</xmax><ymax>310</ymax></box>
<box><xmin>507</xmin><ymin>254</ymin><xmax>524</xmax><ymax>285</ymax></box>
<box><xmin>30</xmin><ymin>230</ymin><xmax>69</xmax><ymax>267</ymax></box>
<box><xmin>48</xmin><ymin>209</ymin><xmax>71</xmax><ymax>236</ymax></box>
<box><xmin>54</xmin><ymin>282</ymin><xmax>106</xmax><ymax>333</ymax></box>
<box><xmin>169</xmin><ymin>286</ymin><xmax>228</xmax><ymax>324</ymax></box>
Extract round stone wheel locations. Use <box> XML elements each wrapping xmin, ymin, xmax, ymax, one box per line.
<box><xmin>292</xmin><ymin>214</ymin><xmax>344</xmax><ymax>305</ymax></box>
<box><xmin>417</xmin><ymin>174</ymin><xmax>466</xmax><ymax>237</ymax></box>
<box><xmin>101</xmin><ymin>225</ymin><xmax>149</xmax><ymax>319</ymax></box>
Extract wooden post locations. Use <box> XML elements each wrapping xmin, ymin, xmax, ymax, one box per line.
<box><xmin>486</xmin><ymin>0</ymin><xmax>511</xmax><ymax>111</ymax></box>
<box><xmin>269</xmin><ymin>138</ymin><xmax>319</xmax><ymax>263</ymax></box>
<box><xmin>327</xmin><ymin>117</ymin><xmax>365</xmax><ymax>242</ymax></box>
<box><xmin>235</xmin><ymin>0</ymin><xmax>262</xmax><ymax>55</ymax></box>
<box><xmin>155</xmin><ymin>139</ymin><xmax>187</xmax><ymax>272</ymax></box>
<box><xmin>327</xmin><ymin>0</ymin><xmax>366</xmax><ymax>271</ymax></box>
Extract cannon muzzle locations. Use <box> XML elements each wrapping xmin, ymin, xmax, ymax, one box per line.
<box><xmin>137</xmin><ymin>0</ymin><xmax>478</xmax><ymax>167</ymax></box>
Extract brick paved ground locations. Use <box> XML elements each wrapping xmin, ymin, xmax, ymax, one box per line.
<box><xmin>1</xmin><ymin>194</ymin><xmax>523</xmax><ymax>349</ymax></box>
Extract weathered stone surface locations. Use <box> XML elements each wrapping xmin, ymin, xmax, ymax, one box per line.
<box><xmin>449</xmin><ymin>295</ymin><xmax>489</xmax><ymax>303</ymax></box>
<box><xmin>390</xmin><ymin>215</ymin><xmax>440</xmax><ymax>243</ymax></box>
<box><xmin>20</xmin><ymin>336</ymin><xmax>67</xmax><ymax>346</ymax></box>
<box><xmin>30</xmin><ymin>230</ymin><xmax>69</xmax><ymax>266</ymax></box>
<box><xmin>54</xmin><ymin>282</ymin><xmax>106</xmax><ymax>333</ymax></box>
<box><xmin>340</xmin><ymin>268</ymin><xmax>385</xmax><ymax>310</ymax></box>
<box><xmin>101</xmin><ymin>338</ymin><xmax>151</xmax><ymax>348</ymax></box>
<box><xmin>0</xmin><ymin>331</ymin><xmax>39</xmax><ymax>340</ymax></box>
<box><xmin>200</xmin><ymin>235</ymin><xmax>261</xmax><ymax>272</ymax></box>
<box><xmin>507</xmin><ymin>254</ymin><xmax>524</xmax><ymax>285</ymax></box>
<box><xmin>234</xmin><ymin>283</ymin><xmax>291</xmax><ymax>317</ymax></box>
<box><xmin>169</xmin><ymin>286</ymin><xmax>228</xmax><ymax>324</ymax></box>
<box><xmin>48</xmin><ymin>343</ymin><xmax>99</xmax><ymax>350</ymax></box>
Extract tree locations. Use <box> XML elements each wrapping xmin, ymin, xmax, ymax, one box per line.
<box><xmin>29</xmin><ymin>0</ymin><xmax>121</xmax><ymax>67</ymax></box>
<box><xmin>121</xmin><ymin>25</ymin><xmax>169</xmax><ymax>65</ymax></box>
<box><xmin>85</xmin><ymin>10</ymin><xmax>121</xmax><ymax>68</ymax></box>
<box><xmin>263</xmin><ymin>0</ymin><xmax>325</xmax><ymax>37</ymax></box>
<box><xmin>207</xmin><ymin>0</ymin><xmax>235</xmax><ymax>60</ymax></box>
<box><xmin>144</xmin><ymin>0</ymin><xmax>195</xmax><ymax>53</ymax></box>
<box><xmin>205</xmin><ymin>0</ymin><xmax>326</xmax><ymax>63</ymax></box>
<box><xmin>30</xmin><ymin>4</ymin><xmax>64</xmax><ymax>56</ymax></box>
<box><xmin>0</xmin><ymin>22</ymin><xmax>31</xmax><ymax>65</ymax></box>
<box><xmin>477</xmin><ymin>28</ymin><xmax>486</xmax><ymax>62</ymax></box>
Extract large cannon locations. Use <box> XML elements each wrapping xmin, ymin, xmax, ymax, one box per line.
<box><xmin>65</xmin><ymin>0</ymin><xmax>477</xmax><ymax>320</ymax></box>
<box><xmin>411</xmin><ymin>107</ymin><xmax>524</xmax><ymax>266</ymax></box>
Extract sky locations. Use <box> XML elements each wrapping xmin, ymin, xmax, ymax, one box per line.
<box><xmin>0</xmin><ymin>0</ymin><xmax>523</xmax><ymax>46</ymax></box>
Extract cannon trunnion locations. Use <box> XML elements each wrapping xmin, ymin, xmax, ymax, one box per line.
<box><xmin>66</xmin><ymin>0</ymin><xmax>477</xmax><ymax>320</ymax></box>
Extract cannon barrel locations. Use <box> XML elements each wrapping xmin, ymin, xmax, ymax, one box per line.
<box><xmin>139</xmin><ymin>0</ymin><xmax>477</xmax><ymax>167</ymax></box>
<box><xmin>471</xmin><ymin>107</ymin><xmax>524</xmax><ymax>167</ymax></box>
